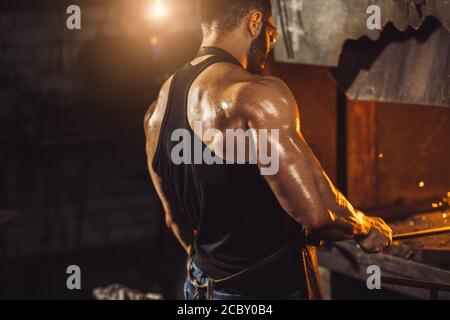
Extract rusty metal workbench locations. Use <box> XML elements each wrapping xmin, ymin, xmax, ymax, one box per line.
<box><xmin>318</xmin><ymin>211</ymin><xmax>450</xmax><ymax>299</ymax></box>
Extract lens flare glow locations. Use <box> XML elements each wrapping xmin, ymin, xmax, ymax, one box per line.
<box><xmin>146</xmin><ymin>1</ymin><xmax>169</xmax><ymax>21</ymax></box>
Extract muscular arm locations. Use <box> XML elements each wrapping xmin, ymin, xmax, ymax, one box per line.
<box><xmin>144</xmin><ymin>98</ymin><xmax>194</xmax><ymax>254</ymax></box>
<box><xmin>242</xmin><ymin>77</ymin><xmax>372</xmax><ymax>241</ymax></box>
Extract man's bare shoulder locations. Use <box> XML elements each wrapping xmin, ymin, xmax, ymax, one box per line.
<box><xmin>233</xmin><ymin>75</ymin><xmax>299</xmax><ymax>126</ymax></box>
<box><xmin>235</xmin><ymin>75</ymin><xmax>296</xmax><ymax>108</ymax></box>
<box><xmin>144</xmin><ymin>75</ymin><xmax>174</xmax><ymax>133</ymax></box>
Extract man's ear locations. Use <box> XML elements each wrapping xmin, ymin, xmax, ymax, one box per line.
<box><xmin>247</xmin><ymin>10</ymin><xmax>263</xmax><ymax>38</ymax></box>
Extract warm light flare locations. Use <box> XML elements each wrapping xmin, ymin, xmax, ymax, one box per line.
<box><xmin>145</xmin><ymin>0</ymin><xmax>169</xmax><ymax>22</ymax></box>
<box><xmin>149</xmin><ymin>36</ymin><xmax>159</xmax><ymax>45</ymax></box>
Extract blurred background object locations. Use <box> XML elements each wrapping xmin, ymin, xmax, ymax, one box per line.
<box><xmin>92</xmin><ymin>283</ymin><xmax>162</xmax><ymax>300</ymax></box>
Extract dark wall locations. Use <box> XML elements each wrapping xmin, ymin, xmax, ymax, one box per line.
<box><xmin>269</xmin><ymin>62</ymin><xmax>338</xmax><ymax>182</ymax></box>
<box><xmin>376</xmin><ymin>102</ymin><xmax>450</xmax><ymax>207</ymax></box>
<box><xmin>0</xmin><ymin>0</ymin><xmax>199</xmax><ymax>299</ymax></box>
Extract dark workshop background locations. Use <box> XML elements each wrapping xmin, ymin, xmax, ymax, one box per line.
<box><xmin>0</xmin><ymin>0</ymin><xmax>449</xmax><ymax>299</ymax></box>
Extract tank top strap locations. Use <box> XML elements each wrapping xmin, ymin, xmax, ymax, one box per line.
<box><xmin>152</xmin><ymin>47</ymin><xmax>241</xmax><ymax>173</ymax></box>
<box><xmin>195</xmin><ymin>46</ymin><xmax>243</xmax><ymax>68</ymax></box>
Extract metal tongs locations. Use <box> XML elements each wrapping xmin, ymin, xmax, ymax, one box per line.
<box><xmin>393</xmin><ymin>226</ymin><xmax>450</xmax><ymax>241</ymax></box>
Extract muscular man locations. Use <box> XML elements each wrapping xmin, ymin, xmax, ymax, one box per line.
<box><xmin>145</xmin><ymin>0</ymin><xmax>392</xmax><ymax>300</ymax></box>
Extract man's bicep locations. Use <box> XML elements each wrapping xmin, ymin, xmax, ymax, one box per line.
<box><xmin>245</xmin><ymin>83</ymin><xmax>332</xmax><ymax>229</ymax></box>
<box><xmin>261</xmin><ymin>128</ymin><xmax>331</xmax><ymax>229</ymax></box>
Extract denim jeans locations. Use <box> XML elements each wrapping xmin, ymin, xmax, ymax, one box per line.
<box><xmin>184</xmin><ymin>262</ymin><xmax>304</xmax><ymax>300</ymax></box>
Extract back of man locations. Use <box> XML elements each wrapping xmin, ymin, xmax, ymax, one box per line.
<box><xmin>146</xmin><ymin>50</ymin><xmax>310</xmax><ymax>299</ymax></box>
<box><xmin>145</xmin><ymin>0</ymin><xmax>392</xmax><ymax>300</ymax></box>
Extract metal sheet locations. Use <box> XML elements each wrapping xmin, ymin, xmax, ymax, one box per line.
<box><xmin>272</xmin><ymin>0</ymin><xmax>450</xmax><ymax>66</ymax></box>
<box><xmin>331</xmin><ymin>20</ymin><xmax>450</xmax><ymax>107</ymax></box>
<box><xmin>272</xmin><ymin>0</ymin><xmax>450</xmax><ymax>107</ymax></box>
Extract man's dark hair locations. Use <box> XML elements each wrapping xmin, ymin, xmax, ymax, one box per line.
<box><xmin>198</xmin><ymin>0</ymin><xmax>272</xmax><ymax>34</ymax></box>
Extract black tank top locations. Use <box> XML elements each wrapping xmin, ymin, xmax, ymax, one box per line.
<box><xmin>152</xmin><ymin>47</ymin><xmax>307</xmax><ymax>296</ymax></box>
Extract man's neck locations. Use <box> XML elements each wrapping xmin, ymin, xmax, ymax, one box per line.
<box><xmin>200</xmin><ymin>35</ymin><xmax>249</xmax><ymax>69</ymax></box>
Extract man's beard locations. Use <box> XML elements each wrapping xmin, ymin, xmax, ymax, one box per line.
<box><xmin>247</xmin><ymin>27</ymin><xmax>269</xmax><ymax>75</ymax></box>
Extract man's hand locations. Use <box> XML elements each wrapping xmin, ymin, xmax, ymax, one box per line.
<box><xmin>356</xmin><ymin>217</ymin><xmax>393</xmax><ymax>253</ymax></box>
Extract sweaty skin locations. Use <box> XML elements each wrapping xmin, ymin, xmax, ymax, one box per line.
<box><xmin>145</xmin><ymin>9</ymin><xmax>392</xmax><ymax>255</ymax></box>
